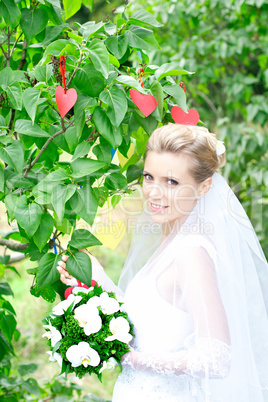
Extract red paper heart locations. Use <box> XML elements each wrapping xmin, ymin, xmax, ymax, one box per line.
<box><xmin>55</xmin><ymin>86</ymin><xmax>77</xmax><ymax>118</ymax></box>
<box><xmin>171</xmin><ymin>106</ymin><xmax>199</xmax><ymax>126</ymax></box>
<box><xmin>130</xmin><ymin>88</ymin><xmax>157</xmax><ymax>117</ymax></box>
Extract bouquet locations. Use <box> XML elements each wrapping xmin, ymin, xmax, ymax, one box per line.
<box><xmin>42</xmin><ymin>283</ymin><xmax>134</xmax><ymax>380</ymax></box>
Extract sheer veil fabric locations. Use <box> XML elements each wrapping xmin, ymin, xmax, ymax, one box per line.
<box><xmin>116</xmin><ymin>172</ymin><xmax>268</xmax><ymax>401</ymax></box>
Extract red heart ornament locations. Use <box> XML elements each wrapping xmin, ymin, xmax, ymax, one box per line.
<box><xmin>171</xmin><ymin>106</ymin><xmax>199</xmax><ymax>126</ymax></box>
<box><xmin>55</xmin><ymin>86</ymin><xmax>77</xmax><ymax>118</ymax></box>
<box><xmin>130</xmin><ymin>88</ymin><xmax>157</xmax><ymax>117</ymax></box>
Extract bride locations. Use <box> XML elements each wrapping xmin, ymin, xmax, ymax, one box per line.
<box><xmin>57</xmin><ymin>124</ymin><xmax>268</xmax><ymax>401</ymax></box>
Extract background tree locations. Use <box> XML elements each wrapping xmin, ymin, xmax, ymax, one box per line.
<box><xmin>0</xmin><ymin>0</ymin><xmax>196</xmax><ymax>399</ymax></box>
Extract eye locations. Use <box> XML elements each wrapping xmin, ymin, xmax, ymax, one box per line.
<box><xmin>143</xmin><ymin>173</ymin><xmax>153</xmax><ymax>181</ymax></box>
<box><xmin>167</xmin><ymin>178</ymin><xmax>178</xmax><ymax>186</ymax></box>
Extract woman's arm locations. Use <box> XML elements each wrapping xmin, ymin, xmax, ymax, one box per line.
<box><xmin>57</xmin><ymin>249</ymin><xmax>124</xmax><ymax>297</ymax></box>
<box><xmin>123</xmin><ymin>245</ymin><xmax>231</xmax><ymax>379</ymax></box>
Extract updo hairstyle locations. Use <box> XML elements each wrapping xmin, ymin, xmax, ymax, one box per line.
<box><xmin>145</xmin><ymin>124</ymin><xmax>226</xmax><ymax>183</ymax></box>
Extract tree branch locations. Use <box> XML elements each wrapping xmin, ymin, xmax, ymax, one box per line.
<box><xmin>197</xmin><ymin>91</ymin><xmax>219</xmax><ymax>117</ymax></box>
<box><xmin>18</xmin><ymin>39</ymin><xmax>27</xmax><ymax>71</ymax></box>
<box><xmin>67</xmin><ymin>50</ymin><xmax>83</xmax><ymax>87</ymax></box>
<box><xmin>23</xmin><ymin>121</ymin><xmax>74</xmax><ymax>177</ymax></box>
<box><xmin>0</xmin><ymin>44</ymin><xmax>8</xmax><ymax>59</ymax></box>
<box><xmin>0</xmin><ymin>238</ymin><xmax>29</xmax><ymax>251</ymax></box>
<box><xmin>10</xmin><ymin>32</ymin><xmax>23</xmax><ymax>59</ymax></box>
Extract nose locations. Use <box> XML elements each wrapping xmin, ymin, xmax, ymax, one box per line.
<box><xmin>147</xmin><ymin>183</ymin><xmax>163</xmax><ymax>199</ymax></box>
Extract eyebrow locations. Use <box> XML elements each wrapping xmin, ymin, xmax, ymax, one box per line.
<box><xmin>143</xmin><ymin>170</ymin><xmax>180</xmax><ymax>181</ymax></box>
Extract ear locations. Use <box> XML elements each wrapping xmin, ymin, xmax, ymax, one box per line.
<box><xmin>198</xmin><ymin>176</ymin><xmax>212</xmax><ymax>198</ymax></box>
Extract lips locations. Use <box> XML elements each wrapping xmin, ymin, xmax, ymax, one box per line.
<box><xmin>149</xmin><ymin>202</ymin><xmax>168</xmax><ymax>212</ymax></box>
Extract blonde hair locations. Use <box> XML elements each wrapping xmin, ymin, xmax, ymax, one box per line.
<box><xmin>145</xmin><ymin>123</ymin><xmax>226</xmax><ymax>183</ymax></box>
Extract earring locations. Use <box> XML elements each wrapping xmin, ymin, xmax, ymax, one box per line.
<box><xmin>197</xmin><ymin>195</ymin><xmax>201</xmax><ymax>200</ymax></box>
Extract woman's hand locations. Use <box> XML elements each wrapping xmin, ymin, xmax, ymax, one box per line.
<box><xmin>57</xmin><ymin>249</ymin><xmax>104</xmax><ymax>286</ymax></box>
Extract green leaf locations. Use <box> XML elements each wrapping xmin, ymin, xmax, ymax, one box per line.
<box><xmin>88</xmin><ymin>39</ymin><xmax>110</xmax><ymax>79</ymax></box>
<box><xmin>125</xmin><ymin>25</ymin><xmax>160</xmax><ymax>52</ymax></box>
<box><xmin>42</xmin><ymin>39</ymin><xmax>76</xmax><ymax>61</ymax></box>
<box><xmin>0</xmin><ymin>282</ymin><xmax>13</xmax><ymax>296</ymax></box>
<box><xmin>69</xmin><ymin>183</ymin><xmax>98</xmax><ymax>225</ymax></box>
<box><xmin>33</xmin><ymin>213</ymin><xmax>54</xmax><ymax>251</ymax></box>
<box><xmin>74</xmin><ymin>94</ymin><xmax>97</xmax><ymax>138</ymax></box>
<box><xmin>82</xmin><ymin>0</ymin><xmax>94</xmax><ymax>11</ymax></box>
<box><xmin>51</xmin><ymin>183</ymin><xmax>76</xmax><ymax>221</ymax></box>
<box><xmin>55</xmin><ymin>217</ymin><xmax>73</xmax><ymax>235</ymax></box>
<box><xmin>1</xmin><ymin>81</ymin><xmax>22</xmax><ymax>110</ymax></box>
<box><xmin>22</xmin><ymin>378</ymin><xmax>40</xmax><ymax>396</ymax></box>
<box><xmin>163</xmin><ymin>84</ymin><xmax>187</xmax><ymax>111</ymax></box>
<box><xmin>63</xmin><ymin>0</ymin><xmax>81</xmax><ymax>19</ymax></box>
<box><xmin>0</xmin><ymin>67</ymin><xmax>13</xmax><ymax>87</ymax></box>
<box><xmin>69</xmin><ymin>229</ymin><xmax>102</xmax><ymax>249</ymax></box>
<box><xmin>15</xmin><ymin>196</ymin><xmax>43</xmax><ymax>238</ymax></box>
<box><xmin>15</xmin><ymin>120</ymin><xmax>50</xmax><ymax>138</ymax></box>
<box><xmin>43</xmin><ymin>24</ymin><xmax>67</xmax><ymax>46</ymax></box>
<box><xmin>21</xmin><ymin>8</ymin><xmax>48</xmax><ymax>42</ymax></box>
<box><xmin>0</xmin><ymin>140</ymin><xmax>24</xmax><ymax>174</ymax></box>
<box><xmin>71</xmin><ymin>158</ymin><xmax>107</xmax><ymax>179</ymax></box>
<box><xmin>104</xmin><ymin>172</ymin><xmax>128</xmax><ymax>191</ymax></box>
<box><xmin>0</xmin><ymin>314</ymin><xmax>16</xmax><ymax>342</ymax></box>
<box><xmin>92</xmin><ymin>106</ymin><xmax>122</xmax><ymax>148</ymax></box>
<box><xmin>116</xmin><ymin>75</ymin><xmax>145</xmax><ymax>93</ymax></box>
<box><xmin>92</xmin><ymin>137</ymin><xmax>112</xmax><ymax>163</ymax></box>
<box><xmin>105</xmin><ymin>35</ymin><xmax>129</xmax><ymax>59</ymax></box>
<box><xmin>80</xmin><ymin>21</ymin><xmax>104</xmax><ymax>39</ymax></box>
<box><xmin>73</xmin><ymin>64</ymin><xmax>105</xmax><ymax>98</ymax></box>
<box><xmin>126</xmin><ymin>165</ymin><xmax>143</xmax><ymax>183</ymax></box>
<box><xmin>100</xmin><ymin>86</ymin><xmax>128</xmax><ymax>127</ymax></box>
<box><xmin>36</xmin><ymin>253</ymin><xmax>61</xmax><ymax>289</ymax></box>
<box><xmin>66</xmin><ymin>251</ymin><xmax>92</xmax><ymax>287</ymax></box>
<box><xmin>71</xmin><ymin>142</ymin><xmax>91</xmax><ymax>161</ymax></box>
<box><xmin>129</xmin><ymin>10</ymin><xmax>163</xmax><ymax>28</ymax></box>
<box><xmin>133</xmin><ymin>111</ymin><xmax>158</xmax><ymax>135</ymax></box>
<box><xmin>22</xmin><ymin>88</ymin><xmax>41</xmax><ymax>122</ymax></box>
<box><xmin>4</xmin><ymin>194</ymin><xmax>19</xmax><ymax>221</ymax></box>
<box><xmin>111</xmin><ymin>194</ymin><xmax>121</xmax><ymax>208</ymax></box>
<box><xmin>18</xmin><ymin>363</ymin><xmax>38</xmax><ymax>377</ymax></box>
<box><xmin>0</xmin><ymin>0</ymin><xmax>21</xmax><ymax>28</ymax></box>
<box><xmin>150</xmin><ymin>81</ymin><xmax>164</xmax><ymax>122</ymax></box>
<box><xmin>155</xmin><ymin>62</ymin><xmax>194</xmax><ymax>81</ymax></box>
<box><xmin>109</xmin><ymin>53</ymin><xmax>120</xmax><ymax>69</ymax></box>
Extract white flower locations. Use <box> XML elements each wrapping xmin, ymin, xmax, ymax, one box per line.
<box><xmin>72</xmin><ymin>286</ymin><xmax>94</xmax><ymax>295</ymax></box>
<box><xmin>46</xmin><ymin>351</ymin><xmax>63</xmax><ymax>367</ymax></box>
<box><xmin>105</xmin><ymin>317</ymin><xmax>132</xmax><ymax>344</ymax></box>
<box><xmin>86</xmin><ymin>292</ymin><xmax>120</xmax><ymax>315</ymax></box>
<box><xmin>52</xmin><ymin>294</ymin><xmax>82</xmax><ymax>316</ymax></box>
<box><xmin>216</xmin><ymin>140</ymin><xmax>226</xmax><ymax>156</ymax></box>
<box><xmin>42</xmin><ymin>323</ymin><xmax>62</xmax><ymax>347</ymax></box>
<box><xmin>99</xmin><ymin>357</ymin><xmax>118</xmax><ymax>373</ymax></box>
<box><xmin>74</xmin><ymin>304</ymin><xmax>102</xmax><ymax>336</ymax></box>
<box><xmin>66</xmin><ymin>341</ymin><xmax>100</xmax><ymax>367</ymax></box>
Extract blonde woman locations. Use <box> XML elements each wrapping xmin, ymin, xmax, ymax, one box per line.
<box><xmin>58</xmin><ymin>124</ymin><xmax>268</xmax><ymax>401</ymax></box>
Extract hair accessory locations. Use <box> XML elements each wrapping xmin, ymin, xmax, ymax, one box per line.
<box><xmin>215</xmin><ymin>140</ymin><xmax>226</xmax><ymax>158</ymax></box>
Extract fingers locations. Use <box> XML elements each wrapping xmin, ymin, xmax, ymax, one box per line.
<box><xmin>57</xmin><ymin>255</ymin><xmax>77</xmax><ymax>286</ymax></box>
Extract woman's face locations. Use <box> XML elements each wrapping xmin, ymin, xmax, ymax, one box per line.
<box><xmin>142</xmin><ymin>151</ymin><xmax>205</xmax><ymax>230</ymax></box>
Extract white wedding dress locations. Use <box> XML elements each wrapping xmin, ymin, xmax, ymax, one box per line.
<box><xmin>92</xmin><ymin>173</ymin><xmax>268</xmax><ymax>401</ymax></box>
<box><xmin>112</xmin><ymin>234</ymin><xmax>231</xmax><ymax>402</ymax></box>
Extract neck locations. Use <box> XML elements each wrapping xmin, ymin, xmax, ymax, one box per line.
<box><xmin>161</xmin><ymin>213</ymin><xmax>191</xmax><ymax>244</ymax></box>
